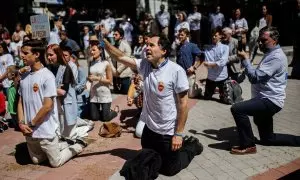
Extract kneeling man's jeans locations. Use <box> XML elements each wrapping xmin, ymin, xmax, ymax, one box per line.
<box><xmin>231</xmin><ymin>98</ymin><xmax>300</xmax><ymax>147</ymax></box>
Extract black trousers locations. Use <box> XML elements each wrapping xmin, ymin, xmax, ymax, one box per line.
<box><xmin>190</xmin><ymin>29</ymin><xmax>201</xmax><ymax>47</ymax></box>
<box><xmin>113</xmin><ymin>77</ymin><xmax>131</xmax><ymax>94</ymax></box>
<box><xmin>231</xmin><ymin>98</ymin><xmax>300</xmax><ymax>147</ymax></box>
<box><xmin>204</xmin><ymin>79</ymin><xmax>226</xmax><ymax>99</ymax></box>
<box><xmin>141</xmin><ymin>125</ymin><xmax>196</xmax><ymax>176</ymax></box>
<box><xmin>90</xmin><ymin>102</ymin><xmax>117</xmax><ymax>122</ymax></box>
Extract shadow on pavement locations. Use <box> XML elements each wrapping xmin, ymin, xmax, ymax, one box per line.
<box><xmin>119</xmin><ymin>109</ymin><xmax>141</xmax><ymax>130</ymax></box>
<box><xmin>189</xmin><ymin>127</ymin><xmax>239</xmax><ymax>151</ymax></box>
<box><xmin>76</xmin><ymin>148</ymin><xmax>139</xmax><ymax>160</ymax></box>
<box><xmin>14</xmin><ymin>142</ymin><xmax>32</xmax><ymax>165</ymax></box>
<box><xmin>279</xmin><ymin>169</ymin><xmax>300</xmax><ymax>179</ymax></box>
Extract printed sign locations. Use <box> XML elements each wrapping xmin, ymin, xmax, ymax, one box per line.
<box><xmin>30</xmin><ymin>14</ymin><xmax>50</xmax><ymax>39</ymax></box>
<box><xmin>34</xmin><ymin>0</ymin><xmax>63</xmax><ymax>4</ymax></box>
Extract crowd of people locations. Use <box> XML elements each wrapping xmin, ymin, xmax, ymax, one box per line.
<box><xmin>0</xmin><ymin>2</ymin><xmax>300</xmax><ymax>178</ymax></box>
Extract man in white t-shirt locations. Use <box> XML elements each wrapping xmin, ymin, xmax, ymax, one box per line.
<box><xmin>18</xmin><ymin>40</ymin><xmax>85</xmax><ymax>168</ymax></box>
<box><xmin>103</xmin><ymin>35</ymin><xmax>203</xmax><ymax>176</ymax></box>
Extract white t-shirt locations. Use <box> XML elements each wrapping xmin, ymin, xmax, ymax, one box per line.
<box><xmin>100</xmin><ymin>17</ymin><xmax>116</xmax><ymax>38</ymax></box>
<box><xmin>135</xmin><ymin>58</ymin><xmax>189</xmax><ymax>135</ymax></box>
<box><xmin>188</xmin><ymin>12</ymin><xmax>202</xmax><ymax>30</ymax></box>
<box><xmin>10</xmin><ymin>41</ymin><xmax>23</xmax><ymax>57</ymax></box>
<box><xmin>119</xmin><ymin>22</ymin><xmax>133</xmax><ymax>43</ymax></box>
<box><xmin>19</xmin><ymin>67</ymin><xmax>59</xmax><ymax>139</ymax></box>
<box><xmin>0</xmin><ymin>54</ymin><xmax>14</xmax><ymax>88</ymax></box>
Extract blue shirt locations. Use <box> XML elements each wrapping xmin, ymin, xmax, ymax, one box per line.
<box><xmin>209</xmin><ymin>12</ymin><xmax>225</xmax><ymax>29</ymax></box>
<box><xmin>204</xmin><ymin>42</ymin><xmax>229</xmax><ymax>81</ymax></box>
<box><xmin>176</xmin><ymin>41</ymin><xmax>201</xmax><ymax>72</ymax></box>
<box><xmin>242</xmin><ymin>45</ymin><xmax>288</xmax><ymax>108</ymax></box>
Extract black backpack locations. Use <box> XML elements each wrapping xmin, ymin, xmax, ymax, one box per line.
<box><xmin>222</xmin><ymin>79</ymin><xmax>243</xmax><ymax>105</ymax></box>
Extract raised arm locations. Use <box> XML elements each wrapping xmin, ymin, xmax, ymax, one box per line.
<box><xmin>103</xmin><ymin>39</ymin><xmax>137</xmax><ymax>70</ymax></box>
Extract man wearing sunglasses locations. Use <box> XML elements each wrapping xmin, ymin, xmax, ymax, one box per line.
<box><xmin>230</xmin><ymin>26</ymin><xmax>300</xmax><ymax>155</ymax></box>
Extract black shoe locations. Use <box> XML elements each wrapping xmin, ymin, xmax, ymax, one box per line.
<box><xmin>63</xmin><ymin>138</ymin><xmax>76</xmax><ymax>145</ymax></box>
<box><xmin>184</xmin><ymin>136</ymin><xmax>203</xmax><ymax>155</ymax></box>
<box><xmin>76</xmin><ymin>138</ymin><xmax>88</xmax><ymax>148</ymax></box>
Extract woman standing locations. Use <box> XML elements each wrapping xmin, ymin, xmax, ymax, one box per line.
<box><xmin>0</xmin><ymin>42</ymin><xmax>14</xmax><ymax>96</ymax></box>
<box><xmin>230</xmin><ymin>8</ymin><xmax>248</xmax><ymax>51</ymax></box>
<box><xmin>46</xmin><ymin>44</ymin><xmax>78</xmax><ymax>139</ymax></box>
<box><xmin>133</xmin><ymin>34</ymin><xmax>146</xmax><ymax>59</ymax></box>
<box><xmin>174</xmin><ymin>11</ymin><xmax>190</xmax><ymax>37</ymax></box>
<box><xmin>88</xmin><ymin>44</ymin><xmax>118</xmax><ymax>122</ymax></box>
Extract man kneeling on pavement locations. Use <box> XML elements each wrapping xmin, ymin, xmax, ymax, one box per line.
<box><xmin>231</xmin><ymin>26</ymin><xmax>300</xmax><ymax>155</ymax></box>
<box><xmin>104</xmin><ymin>33</ymin><xmax>203</xmax><ymax>176</ymax></box>
<box><xmin>18</xmin><ymin>40</ymin><xmax>86</xmax><ymax>167</ymax></box>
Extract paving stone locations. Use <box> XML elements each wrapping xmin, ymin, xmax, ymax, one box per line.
<box><xmin>242</xmin><ymin>167</ymin><xmax>259</xmax><ymax>176</ymax></box>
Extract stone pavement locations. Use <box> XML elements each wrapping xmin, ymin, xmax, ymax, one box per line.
<box><xmin>0</xmin><ymin>52</ymin><xmax>300</xmax><ymax>180</ymax></box>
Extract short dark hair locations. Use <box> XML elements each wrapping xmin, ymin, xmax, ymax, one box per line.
<box><xmin>149</xmin><ymin>34</ymin><xmax>171</xmax><ymax>58</ymax></box>
<box><xmin>260</xmin><ymin>26</ymin><xmax>280</xmax><ymax>43</ymax></box>
<box><xmin>179</xmin><ymin>28</ymin><xmax>190</xmax><ymax>36</ymax></box>
<box><xmin>0</xmin><ymin>42</ymin><xmax>10</xmax><ymax>54</ymax></box>
<box><xmin>22</xmin><ymin>39</ymin><xmax>47</xmax><ymax>65</ymax></box>
<box><xmin>60</xmin><ymin>45</ymin><xmax>73</xmax><ymax>55</ymax></box>
<box><xmin>211</xmin><ymin>26</ymin><xmax>223</xmax><ymax>36</ymax></box>
<box><xmin>113</xmin><ymin>27</ymin><xmax>124</xmax><ymax>37</ymax></box>
<box><xmin>59</xmin><ymin>30</ymin><xmax>68</xmax><ymax>36</ymax></box>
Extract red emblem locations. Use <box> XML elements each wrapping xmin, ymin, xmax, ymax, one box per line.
<box><xmin>158</xmin><ymin>82</ymin><xmax>164</xmax><ymax>92</ymax></box>
<box><xmin>33</xmin><ymin>83</ymin><xmax>39</xmax><ymax>92</ymax></box>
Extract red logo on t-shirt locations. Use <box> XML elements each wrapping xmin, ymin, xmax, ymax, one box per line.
<box><xmin>33</xmin><ymin>83</ymin><xmax>39</xmax><ymax>92</ymax></box>
<box><xmin>158</xmin><ymin>82</ymin><xmax>164</xmax><ymax>92</ymax></box>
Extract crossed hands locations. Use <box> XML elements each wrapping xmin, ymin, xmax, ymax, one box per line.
<box><xmin>19</xmin><ymin>124</ymin><xmax>33</xmax><ymax>137</ymax></box>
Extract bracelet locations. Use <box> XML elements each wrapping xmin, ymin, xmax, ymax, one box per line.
<box><xmin>174</xmin><ymin>132</ymin><xmax>184</xmax><ymax>138</ymax></box>
<box><xmin>19</xmin><ymin>120</ymin><xmax>25</xmax><ymax>124</ymax></box>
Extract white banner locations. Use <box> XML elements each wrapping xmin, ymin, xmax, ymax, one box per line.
<box><xmin>30</xmin><ymin>14</ymin><xmax>50</xmax><ymax>39</ymax></box>
<box><xmin>34</xmin><ymin>0</ymin><xmax>63</xmax><ymax>4</ymax></box>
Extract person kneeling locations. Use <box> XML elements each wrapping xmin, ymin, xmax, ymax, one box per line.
<box><xmin>18</xmin><ymin>40</ymin><xmax>85</xmax><ymax>167</ymax></box>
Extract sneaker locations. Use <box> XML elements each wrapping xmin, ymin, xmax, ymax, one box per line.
<box><xmin>230</xmin><ymin>146</ymin><xmax>257</xmax><ymax>155</ymax></box>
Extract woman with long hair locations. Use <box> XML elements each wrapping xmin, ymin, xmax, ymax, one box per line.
<box><xmin>230</xmin><ymin>8</ymin><xmax>248</xmax><ymax>51</ymax></box>
<box><xmin>133</xmin><ymin>34</ymin><xmax>146</xmax><ymax>59</ymax></box>
<box><xmin>88</xmin><ymin>44</ymin><xmax>119</xmax><ymax>122</ymax></box>
<box><xmin>46</xmin><ymin>44</ymin><xmax>78</xmax><ymax>140</ymax></box>
<box><xmin>0</xmin><ymin>42</ymin><xmax>15</xmax><ymax>96</ymax></box>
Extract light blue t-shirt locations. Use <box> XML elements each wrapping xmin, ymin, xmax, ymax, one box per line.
<box><xmin>204</xmin><ymin>42</ymin><xmax>229</xmax><ymax>81</ymax></box>
<box><xmin>135</xmin><ymin>58</ymin><xmax>189</xmax><ymax>135</ymax></box>
<box><xmin>243</xmin><ymin>45</ymin><xmax>288</xmax><ymax>108</ymax></box>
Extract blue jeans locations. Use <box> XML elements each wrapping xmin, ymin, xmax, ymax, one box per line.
<box><xmin>231</xmin><ymin>98</ymin><xmax>300</xmax><ymax>147</ymax></box>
